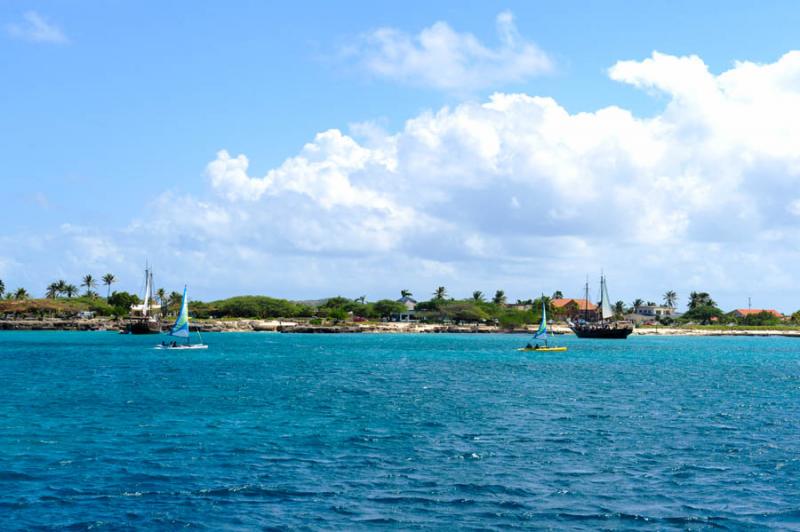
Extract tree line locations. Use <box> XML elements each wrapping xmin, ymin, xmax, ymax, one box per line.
<box><xmin>1</xmin><ymin>277</ymin><xmax>797</xmax><ymax>326</ymax></box>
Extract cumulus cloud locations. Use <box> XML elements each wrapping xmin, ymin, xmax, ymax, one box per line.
<box><xmin>6</xmin><ymin>11</ymin><xmax>69</xmax><ymax>44</ymax></box>
<box><xmin>183</xmin><ymin>50</ymin><xmax>800</xmax><ymax>306</ymax></box>
<box><xmin>345</xmin><ymin>11</ymin><xmax>552</xmax><ymax>92</ymax></box>
<box><xmin>8</xmin><ymin>50</ymin><xmax>800</xmax><ymax>308</ymax></box>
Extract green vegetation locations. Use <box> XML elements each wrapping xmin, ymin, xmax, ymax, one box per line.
<box><xmin>82</xmin><ymin>274</ymin><xmax>97</xmax><ymax>298</ymax></box>
<box><xmin>737</xmin><ymin>311</ymin><xmax>782</xmax><ymax>326</ymax></box>
<box><xmin>102</xmin><ymin>273</ymin><xmax>116</xmax><ymax>300</ymax></box>
<box><xmin>414</xmin><ymin>296</ymin><xmax>537</xmax><ymax>328</ymax></box>
<box><xmin>0</xmin><ymin>295</ymin><xmax>115</xmax><ymax>317</ymax></box>
<box><xmin>663</xmin><ymin>290</ymin><xmax>677</xmax><ymax>308</ymax></box>
<box><xmin>680</xmin><ymin>304</ymin><xmax>724</xmax><ymax>324</ymax></box>
<box><xmin>492</xmin><ymin>290</ymin><xmax>507</xmax><ymax>305</ymax></box>
<box><xmin>191</xmin><ymin>296</ymin><xmax>314</xmax><ymax>319</ymax></box>
<box><xmin>108</xmin><ymin>291</ymin><xmax>141</xmax><ymax>316</ymax></box>
<box><xmin>3</xmin><ymin>277</ymin><xmax>799</xmax><ymax>332</ymax></box>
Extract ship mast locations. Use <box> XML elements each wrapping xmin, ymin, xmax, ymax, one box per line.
<box><xmin>142</xmin><ymin>265</ymin><xmax>151</xmax><ymax>317</ymax></box>
<box><xmin>583</xmin><ymin>276</ymin><xmax>589</xmax><ymax>322</ymax></box>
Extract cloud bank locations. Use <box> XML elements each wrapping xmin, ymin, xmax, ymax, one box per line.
<box><xmin>8</xmin><ymin>51</ymin><xmax>800</xmax><ymax>309</ymax></box>
<box><xmin>345</xmin><ymin>11</ymin><xmax>552</xmax><ymax>92</ymax></box>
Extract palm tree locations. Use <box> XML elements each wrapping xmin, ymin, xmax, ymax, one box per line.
<box><xmin>55</xmin><ymin>280</ymin><xmax>67</xmax><ymax>296</ymax></box>
<box><xmin>493</xmin><ymin>290</ymin><xmax>507</xmax><ymax>306</ymax></box>
<box><xmin>356</xmin><ymin>295</ymin><xmax>366</xmax><ymax>305</ymax></box>
<box><xmin>46</xmin><ymin>282</ymin><xmax>60</xmax><ymax>299</ymax></box>
<box><xmin>168</xmin><ymin>291</ymin><xmax>182</xmax><ymax>316</ymax></box>
<box><xmin>82</xmin><ymin>274</ymin><xmax>97</xmax><ymax>297</ymax></box>
<box><xmin>433</xmin><ymin>286</ymin><xmax>447</xmax><ymax>301</ymax></box>
<box><xmin>613</xmin><ymin>300</ymin><xmax>626</xmax><ymax>316</ymax></box>
<box><xmin>688</xmin><ymin>291</ymin><xmax>715</xmax><ymax>310</ymax></box>
<box><xmin>0</xmin><ymin>279</ymin><xmax>5</xmax><ymax>298</ymax></box>
<box><xmin>400</xmin><ymin>289</ymin><xmax>412</xmax><ymax>298</ymax></box>
<box><xmin>14</xmin><ymin>287</ymin><xmax>29</xmax><ymax>300</ymax></box>
<box><xmin>156</xmin><ymin>288</ymin><xmax>166</xmax><ymax>310</ymax></box>
<box><xmin>663</xmin><ymin>290</ymin><xmax>677</xmax><ymax>308</ymax></box>
<box><xmin>102</xmin><ymin>273</ymin><xmax>116</xmax><ymax>300</ymax></box>
<box><xmin>64</xmin><ymin>284</ymin><xmax>77</xmax><ymax>298</ymax></box>
<box><xmin>472</xmin><ymin>290</ymin><xmax>484</xmax><ymax>302</ymax></box>
<box><xmin>631</xmin><ymin>298</ymin><xmax>644</xmax><ymax>310</ymax></box>
<box><xmin>551</xmin><ymin>290</ymin><xmax>563</xmax><ymax>300</ymax></box>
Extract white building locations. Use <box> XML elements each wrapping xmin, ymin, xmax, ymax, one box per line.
<box><xmin>634</xmin><ymin>305</ymin><xmax>674</xmax><ymax>318</ymax></box>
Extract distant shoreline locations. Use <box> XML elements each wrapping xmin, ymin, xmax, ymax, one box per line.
<box><xmin>2</xmin><ymin>318</ymin><xmax>800</xmax><ymax>337</ymax></box>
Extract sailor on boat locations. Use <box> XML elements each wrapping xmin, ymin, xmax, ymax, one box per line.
<box><xmin>155</xmin><ymin>285</ymin><xmax>208</xmax><ymax>350</ymax></box>
<box><xmin>518</xmin><ymin>296</ymin><xmax>567</xmax><ymax>352</ymax></box>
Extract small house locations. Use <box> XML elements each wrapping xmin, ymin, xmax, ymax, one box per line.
<box><xmin>551</xmin><ymin>298</ymin><xmax>598</xmax><ymax>320</ymax></box>
<box><xmin>731</xmin><ymin>309</ymin><xmax>782</xmax><ymax>319</ymax></box>
<box><xmin>633</xmin><ymin>305</ymin><xmax>675</xmax><ymax>318</ymax></box>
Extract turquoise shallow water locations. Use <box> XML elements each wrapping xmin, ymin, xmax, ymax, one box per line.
<box><xmin>1</xmin><ymin>331</ymin><xmax>799</xmax><ymax>529</ymax></box>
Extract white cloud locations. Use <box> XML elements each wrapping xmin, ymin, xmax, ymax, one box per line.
<box><xmin>179</xmin><ymin>50</ymin><xmax>800</xmax><ymax>307</ymax></box>
<box><xmin>8</xmin><ymin>50</ymin><xmax>800</xmax><ymax>309</ymax></box>
<box><xmin>345</xmin><ymin>11</ymin><xmax>552</xmax><ymax>92</ymax></box>
<box><xmin>6</xmin><ymin>11</ymin><xmax>69</xmax><ymax>44</ymax></box>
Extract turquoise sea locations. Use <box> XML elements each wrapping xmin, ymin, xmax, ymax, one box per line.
<box><xmin>1</xmin><ymin>331</ymin><xmax>799</xmax><ymax>529</ymax></box>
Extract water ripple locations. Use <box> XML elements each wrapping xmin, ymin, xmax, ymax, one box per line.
<box><xmin>1</xmin><ymin>332</ymin><xmax>799</xmax><ymax>529</ymax></box>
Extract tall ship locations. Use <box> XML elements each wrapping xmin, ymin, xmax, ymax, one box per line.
<box><xmin>125</xmin><ymin>266</ymin><xmax>162</xmax><ymax>334</ymax></box>
<box><xmin>569</xmin><ymin>275</ymin><xmax>633</xmax><ymax>339</ymax></box>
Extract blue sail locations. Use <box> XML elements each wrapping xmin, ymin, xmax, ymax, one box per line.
<box><xmin>532</xmin><ymin>299</ymin><xmax>547</xmax><ymax>339</ymax></box>
<box><xmin>168</xmin><ymin>286</ymin><xmax>190</xmax><ymax>338</ymax></box>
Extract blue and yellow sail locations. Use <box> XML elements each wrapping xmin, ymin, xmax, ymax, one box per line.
<box><xmin>169</xmin><ymin>286</ymin><xmax>190</xmax><ymax>338</ymax></box>
<box><xmin>532</xmin><ymin>298</ymin><xmax>547</xmax><ymax>340</ymax></box>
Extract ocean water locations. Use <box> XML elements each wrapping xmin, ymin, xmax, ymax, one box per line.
<box><xmin>1</xmin><ymin>332</ymin><xmax>799</xmax><ymax>530</ymax></box>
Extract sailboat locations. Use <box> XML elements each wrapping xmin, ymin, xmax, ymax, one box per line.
<box><xmin>124</xmin><ymin>265</ymin><xmax>162</xmax><ymax>334</ymax></box>
<box><xmin>517</xmin><ymin>297</ymin><xmax>567</xmax><ymax>352</ymax></box>
<box><xmin>155</xmin><ymin>286</ymin><xmax>207</xmax><ymax>350</ymax></box>
<box><xmin>569</xmin><ymin>274</ymin><xmax>633</xmax><ymax>339</ymax></box>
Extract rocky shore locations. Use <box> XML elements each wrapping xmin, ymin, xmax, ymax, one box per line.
<box><xmin>0</xmin><ymin>317</ymin><xmax>551</xmax><ymax>334</ymax></box>
<box><xmin>2</xmin><ymin>318</ymin><xmax>800</xmax><ymax>337</ymax></box>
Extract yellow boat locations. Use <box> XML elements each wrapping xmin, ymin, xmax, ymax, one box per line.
<box><xmin>517</xmin><ymin>346</ymin><xmax>568</xmax><ymax>352</ymax></box>
<box><xmin>517</xmin><ymin>296</ymin><xmax>568</xmax><ymax>352</ymax></box>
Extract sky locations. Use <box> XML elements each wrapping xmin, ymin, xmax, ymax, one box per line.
<box><xmin>3</xmin><ymin>1</ymin><xmax>800</xmax><ymax>311</ymax></box>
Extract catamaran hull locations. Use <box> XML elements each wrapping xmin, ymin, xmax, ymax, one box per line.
<box><xmin>154</xmin><ymin>344</ymin><xmax>208</xmax><ymax>350</ymax></box>
<box><xmin>571</xmin><ymin>325</ymin><xmax>633</xmax><ymax>339</ymax></box>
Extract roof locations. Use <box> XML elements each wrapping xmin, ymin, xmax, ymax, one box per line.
<box><xmin>551</xmin><ymin>298</ymin><xmax>598</xmax><ymax>311</ymax></box>
<box><xmin>733</xmin><ymin>308</ymin><xmax>782</xmax><ymax>317</ymax></box>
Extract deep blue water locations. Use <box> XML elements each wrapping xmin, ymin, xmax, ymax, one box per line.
<box><xmin>1</xmin><ymin>332</ymin><xmax>800</xmax><ymax>530</ymax></box>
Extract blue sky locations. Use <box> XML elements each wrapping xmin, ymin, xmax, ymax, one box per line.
<box><xmin>3</xmin><ymin>1</ymin><xmax>800</xmax><ymax>310</ymax></box>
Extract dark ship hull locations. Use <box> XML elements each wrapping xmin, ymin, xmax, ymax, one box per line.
<box><xmin>125</xmin><ymin>318</ymin><xmax>162</xmax><ymax>334</ymax></box>
<box><xmin>571</xmin><ymin>323</ymin><xmax>633</xmax><ymax>339</ymax></box>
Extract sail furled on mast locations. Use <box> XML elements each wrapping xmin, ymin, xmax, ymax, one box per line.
<box><xmin>142</xmin><ymin>268</ymin><xmax>151</xmax><ymax>317</ymax></box>
<box><xmin>169</xmin><ymin>286</ymin><xmax>190</xmax><ymax>338</ymax></box>
<box><xmin>600</xmin><ymin>275</ymin><xmax>614</xmax><ymax>320</ymax></box>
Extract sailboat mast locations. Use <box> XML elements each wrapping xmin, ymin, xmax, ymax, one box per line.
<box><xmin>599</xmin><ymin>274</ymin><xmax>614</xmax><ymax>321</ymax></box>
<box><xmin>583</xmin><ymin>278</ymin><xmax>589</xmax><ymax>321</ymax></box>
<box><xmin>142</xmin><ymin>266</ymin><xmax>150</xmax><ymax>317</ymax></box>
<box><xmin>149</xmin><ymin>271</ymin><xmax>155</xmax><ymax>316</ymax></box>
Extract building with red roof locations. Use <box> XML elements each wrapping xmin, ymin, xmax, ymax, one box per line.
<box><xmin>732</xmin><ymin>308</ymin><xmax>782</xmax><ymax>318</ymax></box>
<box><xmin>551</xmin><ymin>298</ymin><xmax>598</xmax><ymax>320</ymax></box>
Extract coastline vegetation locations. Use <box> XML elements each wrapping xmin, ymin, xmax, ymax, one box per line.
<box><xmin>1</xmin><ymin>276</ymin><xmax>798</xmax><ymax>329</ymax></box>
